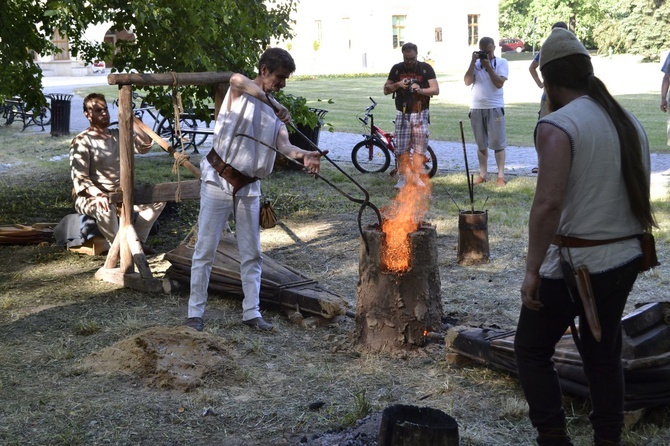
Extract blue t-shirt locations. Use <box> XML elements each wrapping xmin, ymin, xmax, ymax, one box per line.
<box><xmin>662</xmin><ymin>52</ymin><xmax>670</xmax><ymax>74</ymax></box>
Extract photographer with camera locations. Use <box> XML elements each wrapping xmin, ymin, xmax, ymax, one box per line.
<box><xmin>464</xmin><ymin>36</ymin><xmax>509</xmax><ymax>186</ymax></box>
<box><xmin>384</xmin><ymin>42</ymin><xmax>440</xmax><ymax>189</ymax></box>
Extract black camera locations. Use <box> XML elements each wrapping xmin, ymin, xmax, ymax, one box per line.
<box><xmin>403</xmin><ymin>78</ymin><xmax>419</xmax><ymax>85</ymax></box>
<box><xmin>474</xmin><ymin>50</ymin><xmax>488</xmax><ymax>60</ymax></box>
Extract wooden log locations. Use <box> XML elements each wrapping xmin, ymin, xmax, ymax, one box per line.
<box><xmin>378</xmin><ymin>404</ymin><xmax>459</xmax><ymax>446</ymax></box>
<box><xmin>118</xmin><ymin>85</ymin><xmax>135</xmax><ymax>274</ymax></box>
<box><xmin>355</xmin><ymin>225</ymin><xmax>443</xmax><ymax>352</ymax></box>
<box><xmin>108</xmin><ymin>72</ymin><xmax>233</xmax><ymax>87</ymax></box>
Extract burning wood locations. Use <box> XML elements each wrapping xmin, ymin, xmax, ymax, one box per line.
<box><xmin>380</xmin><ymin>153</ymin><xmax>432</xmax><ymax>274</ymax></box>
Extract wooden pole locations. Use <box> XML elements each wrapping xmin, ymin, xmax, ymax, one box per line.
<box><xmin>118</xmin><ymin>84</ymin><xmax>135</xmax><ymax>273</ymax></box>
<box><xmin>108</xmin><ymin>72</ymin><xmax>233</xmax><ymax>87</ymax></box>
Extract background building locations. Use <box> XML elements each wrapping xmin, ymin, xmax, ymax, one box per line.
<box><xmin>36</xmin><ymin>0</ymin><xmax>500</xmax><ymax>76</ymax></box>
<box><xmin>277</xmin><ymin>0</ymin><xmax>501</xmax><ymax>75</ymax></box>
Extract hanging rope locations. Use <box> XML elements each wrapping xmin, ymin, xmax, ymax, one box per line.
<box><xmin>170</xmin><ymin>72</ymin><xmax>185</xmax><ymax>201</ymax></box>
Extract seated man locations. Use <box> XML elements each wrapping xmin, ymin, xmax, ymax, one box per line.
<box><xmin>69</xmin><ymin>93</ymin><xmax>165</xmax><ymax>253</ymax></box>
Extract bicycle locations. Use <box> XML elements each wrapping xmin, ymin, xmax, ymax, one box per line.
<box><xmin>112</xmin><ymin>93</ymin><xmax>211</xmax><ymax>152</ymax></box>
<box><xmin>351</xmin><ymin>97</ymin><xmax>437</xmax><ymax>178</ymax></box>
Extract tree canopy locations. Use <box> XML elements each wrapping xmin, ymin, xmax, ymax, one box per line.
<box><xmin>499</xmin><ymin>0</ymin><xmax>670</xmax><ymax>61</ymax></box>
<box><xmin>0</xmin><ymin>0</ymin><xmax>297</xmax><ymax>110</ymax></box>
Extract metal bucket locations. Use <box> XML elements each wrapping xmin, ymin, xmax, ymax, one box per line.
<box><xmin>457</xmin><ymin>210</ymin><xmax>489</xmax><ymax>264</ymax></box>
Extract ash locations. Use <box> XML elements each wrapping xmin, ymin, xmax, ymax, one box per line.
<box><xmin>291</xmin><ymin>412</ymin><xmax>382</xmax><ymax>445</ymax></box>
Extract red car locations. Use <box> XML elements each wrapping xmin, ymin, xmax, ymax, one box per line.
<box><xmin>499</xmin><ymin>38</ymin><xmax>525</xmax><ymax>53</ymax></box>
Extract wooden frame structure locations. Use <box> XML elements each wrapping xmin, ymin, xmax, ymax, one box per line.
<box><xmin>98</xmin><ymin>72</ymin><xmax>232</xmax><ymax>292</ymax></box>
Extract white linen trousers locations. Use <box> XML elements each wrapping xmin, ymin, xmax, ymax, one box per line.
<box><xmin>187</xmin><ymin>180</ymin><xmax>262</xmax><ymax>322</ymax></box>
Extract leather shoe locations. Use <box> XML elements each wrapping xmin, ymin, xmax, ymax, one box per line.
<box><xmin>242</xmin><ymin>317</ymin><xmax>274</xmax><ymax>331</ymax></box>
<box><xmin>473</xmin><ymin>175</ymin><xmax>487</xmax><ymax>185</ymax></box>
<box><xmin>496</xmin><ymin>178</ymin><xmax>507</xmax><ymax>187</ymax></box>
<box><xmin>185</xmin><ymin>317</ymin><xmax>203</xmax><ymax>332</ymax></box>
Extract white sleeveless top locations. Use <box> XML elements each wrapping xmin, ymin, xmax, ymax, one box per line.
<box><xmin>537</xmin><ymin>96</ymin><xmax>649</xmax><ymax>278</ymax></box>
<box><xmin>201</xmin><ymin>90</ymin><xmax>283</xmax><ymax>196</ymax></box>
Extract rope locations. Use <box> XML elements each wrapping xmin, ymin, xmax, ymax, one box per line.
<box><xmin>170</xmin><ymin>72</ymin><xmax>184</xmax><ymax>201</ymax></box>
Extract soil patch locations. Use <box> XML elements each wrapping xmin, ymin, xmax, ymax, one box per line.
<box><xmin>84</xmin><ymin>326</ymin><xmax>235</xmax><ymax>392</ymax></box>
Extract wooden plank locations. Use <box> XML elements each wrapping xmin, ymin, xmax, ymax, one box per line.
<box><xmin>109</xmin><ymin>180</ymin><xmax>201</xmax><ymax>204</ymax></box>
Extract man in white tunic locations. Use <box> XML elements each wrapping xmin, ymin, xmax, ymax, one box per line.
<box><xmin>186</xmin><ymin>48</ymin><xmax>325</xmax><ymax>332</ymax></box>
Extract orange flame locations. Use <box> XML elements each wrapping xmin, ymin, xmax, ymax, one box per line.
<box><xmin>381</xmin><ymin>153</ymin><xmax>432</xmax><ymax>273</ymax></box>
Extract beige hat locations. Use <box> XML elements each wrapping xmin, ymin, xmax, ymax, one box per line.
<box><xmin>539</xmin><ymin>28</ymin><xmax>590</xmax><ymax>69</ymax></box>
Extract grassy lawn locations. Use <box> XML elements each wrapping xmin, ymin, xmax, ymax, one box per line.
<box><xmin>75</xmin><ymin>55</ymin><xmax>670</xmax><ymax>152</ymax></box>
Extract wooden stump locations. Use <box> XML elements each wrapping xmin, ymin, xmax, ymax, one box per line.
<box><xmin>378</xmin><ymin>404</ymin><xmax>459</xmax><ymax>446</ymax></box>
<box><xmin>354</xmin><ymin>224</ymin><xmax>443</xmax><ymax>352</ymax></box>
<box><xmin>457</xmin><ymin>210</ymin><xmax>489</xmax><ymax>265</ymax></box>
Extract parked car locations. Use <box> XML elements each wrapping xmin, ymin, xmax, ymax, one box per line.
<box><xmin>499</xmin><ymin>38</ymin><xmax>525</xmax><ymax>53</ymax></box>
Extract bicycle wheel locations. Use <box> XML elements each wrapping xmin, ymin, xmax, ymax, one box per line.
<box><xmin>423</xmin><ymin>145</ymin><xmax>438</xmax><ymax>178</ymax></box>
<box><xmin>34</xmin><ymin>105</ymin><xmax>52</xmax><ymax>126</ymax></box>
<box><xmin>351</xmin><ymin>139</ymin><xmax>391</xmax><ymax>174</ymax></box>
<box><xmin>178</xmin><ymin>116</ymin><xmax>209</xmax><ymax>150</ymax></box>
<box><xmin>156</xmin><ymin>116</ymin><xmax>175</xmax><ymax>143</ymax></box>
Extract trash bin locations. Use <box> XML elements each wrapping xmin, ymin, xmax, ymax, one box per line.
<box><xmin>50</xmin><ymin>93</ymin><xmax>73</xmax><ymax>136</ymax></box>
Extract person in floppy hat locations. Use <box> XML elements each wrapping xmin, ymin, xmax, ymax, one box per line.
<box><xmin>514</xmin><ymin>28</ymin><xmax>656</xmax><ymax>446</ymax></box>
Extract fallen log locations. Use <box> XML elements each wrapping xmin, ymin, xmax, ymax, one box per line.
<box><xmin>164</xmin><ymin>234</ymin><xmax>349</xmax><ymax>319</ymax></box>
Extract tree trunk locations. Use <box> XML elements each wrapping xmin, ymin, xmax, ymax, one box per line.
<box><xmin>354</xmin><ymin>225</ymin><xmax>443</xmax><ymax>352</ymax></box>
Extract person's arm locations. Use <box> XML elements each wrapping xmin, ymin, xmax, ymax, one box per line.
<box><xmin>482</xmin><ymin>58</ymin><xmax>507</xmax><ymax>89</ymax></box>
<box><xmin>229</xmin><ymin>72</ymin><xmax>291</xmax><ymax>122</ymax></box>
<box><xmin>412</xmin><ymin>78</ymin><xmax>439</xmax><ymax>97</ymax></box>
<box><xmin>133</xmin><ymin>120</ymin><xmax>154</xmax><ymax>154</ymax></box>
<box><xmin>520</xmin><ymin>123</ymin><xmax>571</xmax><ymax>311</ymax></box>
<box><xmin>464</xmin><ymin>53</ymin><xmax>478</xmax><ymax>86</ymax></box>
<box><xmin>275</xmin><ymin>125</ymin><xmax>328</xmax><ymax>175</ymax></box>
<box><xmin>384</xmin><ymin>77</ymin><xmax>407</xmax><ymax>96</ymax></box>
<box><xmin>661</xmin><ymin>72</ymin><xmax>670</xmax><ymax>112</ymax></box>
<box><xmin>529</xmin><ymin>59</ymin><xmax>543</xmax><ymax>89</ymax></box>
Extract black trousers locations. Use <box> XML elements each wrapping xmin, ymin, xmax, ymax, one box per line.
<box><xmin>514</xmin><ymin>258</ymin><xmax>640</xmax><ymax>444</ymax></box>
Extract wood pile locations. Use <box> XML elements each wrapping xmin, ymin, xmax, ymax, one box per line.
<box><xmin>0</xmin><ymin>223</ymin><xmax>55</xmax><ymax>245</ymax></box>
<box><xmin>164</xmin><ymin>234</ymin><xmax>349</xmax><ymax>319</ymax></box>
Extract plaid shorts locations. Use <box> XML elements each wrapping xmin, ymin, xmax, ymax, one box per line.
<box><xmin>394</xmin><ymin>109</ymin><xmax>430</xmax><ymax>156</ymax></box>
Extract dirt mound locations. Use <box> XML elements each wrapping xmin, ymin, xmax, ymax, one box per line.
<box><xmin>83</xmin><ymin>326</ymin><xmax>235</xmax><ymax>391</ymax></box>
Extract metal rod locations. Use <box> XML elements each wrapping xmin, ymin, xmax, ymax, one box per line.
<box><xmin>459</xmin><ymin>120</ymin><xmax>475</xmax><ymax>213</ymax></box>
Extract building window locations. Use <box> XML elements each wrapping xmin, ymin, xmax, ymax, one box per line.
<box><xmin>435</xmin><ymin>27</ymin><xmax>443</xmax><ymax>42</ymax></box>
<box><xmin>468</xmin><ymin>15</ymin><xmax>479</xmax><ymax>46</ymax></box>
<box><xmin>315</xmin><ymin>20</ymin><xmax>322</xmax><ymax>43</ymax></box>
<box><xmin>52</xmin><ymin>28</ymin><xmax>70</xmax><ymax>61</ymax></box>
<box><xmin>392</xmin><ymin>15</ymin><xmax>406</xmax><ymax>49</ymax></box>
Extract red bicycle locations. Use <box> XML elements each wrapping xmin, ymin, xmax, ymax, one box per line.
<box><xmin>351</xmin><ymin>97</ymin><xmax>437</xmax><ymax>177</ymax></box>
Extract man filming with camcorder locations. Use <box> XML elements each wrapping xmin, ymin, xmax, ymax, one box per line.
<box><xmin>464</xmin><ymin>36</ymin><xmax>509</xmax><ymax>187</ymax></box>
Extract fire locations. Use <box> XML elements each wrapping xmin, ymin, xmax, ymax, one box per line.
<box><xmin>381</xmin><ymin>153</ymin><xmax>432</xmax><ymax>273</ymax></box>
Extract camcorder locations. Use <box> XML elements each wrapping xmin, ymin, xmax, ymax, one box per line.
<box><xmin>474</xmin><ymin>50</ymin><xmax>488</xmax><ymax>60</ymax></box>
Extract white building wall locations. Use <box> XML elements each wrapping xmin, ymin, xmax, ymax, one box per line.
<box><xmin>277</xmin><ymin>0</ymin><xmax>501</xmax><ymax>75</ymax></box>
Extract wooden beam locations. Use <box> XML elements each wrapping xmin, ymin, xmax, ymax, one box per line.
<box><xmin>109</xmin><ymin>180</ymin><xmax>201</xmax><ymax>204</ymax></box>
<box><xmin>108</xmin><ymin>72</ymin><xmax>233</xmax><ymax>87</ymax></box>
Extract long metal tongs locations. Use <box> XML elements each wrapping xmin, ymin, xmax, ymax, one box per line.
<box><xmin>235</xmin><ymin>93</ymin><xmax>382</xmax><ymax>248</ymax></box>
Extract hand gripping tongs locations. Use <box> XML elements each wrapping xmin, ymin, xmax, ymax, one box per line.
<box><xmin>233</xmin><ymin>93</ymin><xmax>382</xmax><ymax>252</ymax></box>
